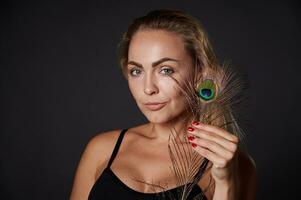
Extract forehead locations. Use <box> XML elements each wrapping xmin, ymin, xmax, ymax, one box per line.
<box><xmin>128</xmin><ymin>30</ymin><xmax>189</xmax><ymax>63</ymax></box>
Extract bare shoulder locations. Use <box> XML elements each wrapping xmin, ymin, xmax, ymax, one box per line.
<box><xmin>82</xmin><ymin>129</ymin><xmax>123</xmax><ymax>177</ymax></box>
<box><xmin>237</xmin><ymin>149</ymin><xmax>257</xmax><ymax>199</ymax></box>
<box><xmin>69</xmin><ymin>129</ymin><xmax>122</xmax><ymax>200</ymax></box>
<box><xmin>88</xmin><ymin>129</ymin><xmax>122</xmax><ymax>153</ymax></box>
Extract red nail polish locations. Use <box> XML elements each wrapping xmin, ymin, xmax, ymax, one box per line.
<box><xmin>191</xmin><ymin>143</ymin><xmax>197</xmax><ymax>148</ymax></box>
<box><xmin>187</xmin><ymin>127</ymin><xmax>194</xmax><ymax>132</ymax></box>
<box><xmin>192</xmin><ymin>121</ymin><xmax>200</xmax><ymax>125</ymax></box>
<box><xmin>188</xmin><ymin>136</ymin><xmax>195</xmax><ymax>141</ymax></box>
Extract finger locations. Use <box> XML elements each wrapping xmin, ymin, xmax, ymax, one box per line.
<box><xmin>188</xmin><ymin>136</ymin><xmax>234</xmax><ymax>160</ymax></box>
<box><xmin>187</xmin><ymin>127</ymin><xmax>237</xmax><ymax>153</ymax></box>
<box><xmin>191</xmin><ymin>143</ymin><xmax>227</xmax><ymax>168</ymax></box>
<box><xmin>191</xmin><ymin>122</ymin><xmax>239</xmax><ymax>143</ymax></box>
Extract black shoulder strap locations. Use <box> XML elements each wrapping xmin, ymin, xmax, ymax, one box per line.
<box><xmin>106</xmin><ymin>129</ymin><xmax>128</xmax><ymax>168</ymax></box>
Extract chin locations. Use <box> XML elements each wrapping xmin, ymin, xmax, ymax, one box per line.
<box><xmin>139</xmin><ymin>109</ymin><xmax>167</xmax><ymax>124</ymax></box>
<box><xmin>144</xmin><ymin>110</ymin><xmax>180</xmax><ymax>124</ymax></box>
<box><xmin>147</xmin><ymin>116</ymin><xmax>170</xmax><ymax>124</ymax></box>
<box><xmin>138</xmin><ymin>103</ymin><xmax>187</xmax><ymax>124</ymax></box>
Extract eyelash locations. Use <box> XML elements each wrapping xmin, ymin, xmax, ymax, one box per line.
<box><xmin>129</xmin><ymin>66</ymin><xmax>174</xmax><ymax>76</ymax></box>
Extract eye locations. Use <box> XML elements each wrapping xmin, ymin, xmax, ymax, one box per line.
<box><xmin>129</xmin><ymin>67</ymin><xmax>142</xmax><ymax>76</ymax></box>
<box><xmin>160</xmin><ymin>67</ymin><xmax>174</xmax><ymax>75</ymax></box>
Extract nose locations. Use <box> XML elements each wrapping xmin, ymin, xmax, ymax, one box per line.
<box><xmin>143</xmin><ymin>74</ymin><xmax>159</xmax><ymax>95</ymax></box>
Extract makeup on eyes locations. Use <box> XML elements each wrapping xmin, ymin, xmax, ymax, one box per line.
<box><xmin>128</xmin><ymin>66</ymin><xmax>142</xmax><ymax>76</ymax></box>
<box><xmin>160</xmin><ymin>67</ymin><xmax>174</xmax><ymax>75</ymax></box>
<box><xmin>128</xmin><ymin>65</ymin><xmax>176</xmax><ymax>77</ymax></box>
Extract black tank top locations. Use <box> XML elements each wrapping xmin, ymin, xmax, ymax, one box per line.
<box><xmin>88</xmin><ymin>129</ymin><xmax>208</xmax><ymax>200</ymax></box>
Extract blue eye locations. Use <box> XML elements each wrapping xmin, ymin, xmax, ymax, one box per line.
<box><xmin>129</xmin><ymin>68</ymin><xmax>141</xmax><ymax>76</ymax></box>
<box><xmin>160</xmin><ymin>67</ymin><xmax>174</xmax><ymax>75</ymax></box>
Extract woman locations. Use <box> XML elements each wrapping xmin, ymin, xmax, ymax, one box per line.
<box><xmin>70</xmin><ymin>9</ymin><xmax>257</xmax><ymax>200</ymax></box>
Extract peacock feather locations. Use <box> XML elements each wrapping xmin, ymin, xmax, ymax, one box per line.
<box><xmin>130</xmin><ymin>62</ymin><xmax>248</xmax><ymax>200</ymax></box>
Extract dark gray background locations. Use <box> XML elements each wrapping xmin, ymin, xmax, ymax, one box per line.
<box><xmin>1</xmin><ymin>0</ymin><xmax>300</xmax><ymax>199</ymax></box>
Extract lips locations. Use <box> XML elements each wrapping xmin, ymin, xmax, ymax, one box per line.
<box><xmin>144</xmin><ymin>102</ymin><xmax>167</xmax><ymax>111</ymax></box>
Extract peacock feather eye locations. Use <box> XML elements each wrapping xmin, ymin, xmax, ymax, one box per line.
<box><xmin>197</xmin><ymin>79</ymin><xmax>216</xmax><ymax>101</ymax></box>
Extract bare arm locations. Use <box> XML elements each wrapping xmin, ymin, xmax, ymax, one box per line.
<box><xmin>188</xmin><ymin>122</ymin><xmax>257</xmax><ymax>200</ymax></box>
<box><xmin>212</xmin><ymin>151</ymin><xmax>257</xmax><ymax>200</ymax></box>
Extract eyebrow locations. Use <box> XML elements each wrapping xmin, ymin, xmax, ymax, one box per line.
<box><xmin>127</xmin><ymin>57</ymin><xmax>179</xmax><ymax>68</ymax></box>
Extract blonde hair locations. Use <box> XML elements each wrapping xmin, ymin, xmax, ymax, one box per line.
<box><xmin>117</xmin><ymin>9</ymin><xmax>220</xmax><ymax>79</ymax></box>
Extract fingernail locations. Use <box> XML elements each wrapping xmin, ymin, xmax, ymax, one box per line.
<box><xmin>192</xmin><ymin>121</ymin><xmax>200</xmax><ymax>125</ymax></box>
<box><xmin>187</xmin><ymin>127</ymin><xmax>194</xmax><ymax>132</ymax></box>
<box><xmin>188</xmin><ymin>136</ymin><xmax>195</xmax><ymax>141</ymax></box>
<box><xmin>191</xmin><ymin>143</ymin><xmax>197</xmax><ymax>148</ymax></box>
<box><xmin>193</xmin><ymin>121</ymin><xmax>204</xmax><ymax>126</ymax></box>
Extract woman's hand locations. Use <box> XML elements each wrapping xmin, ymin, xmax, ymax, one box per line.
<box><xmin>187</xmin><ymin>121</ymin><xmax>239</xmax><ymax>185</ymax></box>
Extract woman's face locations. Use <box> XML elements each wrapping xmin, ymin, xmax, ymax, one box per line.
<box><xmin>126</xmin><ymin>30</ymin><xmax>194</xmax><ymax>124</ymax></box>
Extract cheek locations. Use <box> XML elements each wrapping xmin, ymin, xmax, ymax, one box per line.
<box><xmin>128</xmin><ymin>79</ymin><xmax>143</xmax><ymax>101</ymax></box>
<box><xmin>168</xmin><ymin>77</ymin><xmax>190</xmax><ymax>108</ymax></box>
<box><xmin>159</xmin><ymin>79</ymin><xmax>186</xmax><ymax>104</ymax></box>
